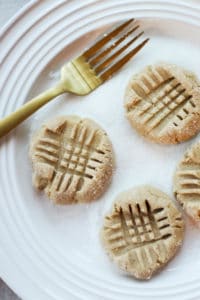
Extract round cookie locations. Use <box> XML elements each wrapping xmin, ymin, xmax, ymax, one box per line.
<box><xmin>174</xmin><ymin>141</ymin><xmax>200</xmax><ymax>224</ymax></box>
<box><xmin>124</xmin><ymin>63</ymin><xmax>200</xmax><ymax>144</ymax></box>
<box><xmin>30</xmin><ymin>115</ymin><xmax>114</xmax><ymax>204</ymax></box>
<box><xmin>101</xmin><ymin>185</ymin><xmax>184</xmax><ymax>280</ymax></box>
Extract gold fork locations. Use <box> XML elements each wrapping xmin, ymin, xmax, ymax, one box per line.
<box><xmin>0</xmin><ymin>19</ymin><xmax>149</xmax><ymax>138</ymax></box>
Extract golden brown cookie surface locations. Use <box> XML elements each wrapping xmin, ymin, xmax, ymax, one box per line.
<box><xmin>101</xmin><ymin>186</ymin><xmax>184</xmax><ymax>279</ymax></box>
<box><xmin>174</xmin><ymin>141</ymin><xmax>200</xmax><ymax>224</ymax></box>
<box><xmin>124</xmin><ymin>63</ymin><xmax>200</xmax><ymax>144</ymax></box>
<box><xmin>30</xmin><ymin>116</ymin><xmax>114</xmax><ymax>204</ymax></box>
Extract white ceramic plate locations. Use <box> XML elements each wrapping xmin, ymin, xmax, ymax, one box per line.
<box><xmin>1</xmin><ymin>0</ymin><xmax>200</xmax><ymax>299</ymax></box>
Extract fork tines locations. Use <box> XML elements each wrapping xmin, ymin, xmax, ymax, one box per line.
<box><xmin>83</xmin><ymin>19</ymin><xmax>149</xmax><ymax>81</ymax></box>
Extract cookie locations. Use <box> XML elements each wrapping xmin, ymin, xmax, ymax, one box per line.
<box><xmin>30</xmin><ymin>116</ymin><xmax>114</xmax><ymax>204</ymax></box>
<box><xmin>124</xmin><ymin>63</ymin><xmax>200</xmax><ymax>144</ymax></box>
<box><xmin>101</xmin><ymin>186</ymin><xmax>184</xmax><ymax>279</ymax></box>
<box><xmin>174</xmin><ymin>141</ymin><xmax>200</xmax><ymax>224</ymax></box>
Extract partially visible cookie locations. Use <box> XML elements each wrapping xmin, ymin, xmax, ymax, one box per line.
<box><xmin>101</xmin><ymin>186</ymin><xmax>184</xmax><ymax>280</ymax></box>
<box><xmin>174</xmin><ymin>142</ymin><xmax>200</xmax><ymax>224</ymax></box>
<box><xmin>124</xmin><ymin>63</ymin><xmax>200</xmax><ymax>144</ymax></box>
<box><xmin>30</xmin><ymin>116</ymin><xmax>114</xmax><ymax>204</ymax></box>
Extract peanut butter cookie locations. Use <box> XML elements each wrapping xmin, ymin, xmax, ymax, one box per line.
<box><xmin>101</xmin><ymin>186</ymin><xmax>184</xmax><ymax>279</ymax></box>
<box><xmin>174</xmin><ymin>141</ymin><xmax>200</xmax><ymax>224</ymax></box>
<box><xmin>124</xmin><ymin>63</ymin><xmax>200</xmax><ymax>144</ymax></box>
<box><xmin>30</xmin><ymin>116</ymin><xmax>114</xmax><ymax>204</ymax></box>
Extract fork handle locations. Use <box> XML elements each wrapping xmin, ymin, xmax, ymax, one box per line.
<box><xmin>0</xmin><ymin>83</ymin><xmax>65</xmax><ymax>138</ymax></box>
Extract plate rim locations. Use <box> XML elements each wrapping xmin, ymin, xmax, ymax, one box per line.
<box><xmin>1</xmin><ymin>1</ymin><xmax>200</xmax><ymax>300</ymax></box>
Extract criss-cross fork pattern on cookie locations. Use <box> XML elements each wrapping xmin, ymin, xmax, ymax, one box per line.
<box><xmin>102</xmin><ymin>189</ymin><xmax>184</xmax><ymax>279</ymax></box>
<box><xmin>34</xmin><ymin>122</ymin><xmax>105</xmax><ymax>193</ymax></box>
<box><xmin>177</xmin><ymin>168</ymin><xmax>200</xmax><ymax>197</ymax></box>
<box><xmin>128</xmin><ymin>65</ymin><xmax>196</xmax><ymax>131</ymax></box>
<box><xmin>105</xmin><ymin>200</ymin><xmax>173</xmax><ymax>257</ymax></box>
<box><xmin>175</xmin><ymin>143</ymin><xmax>200</xmax><ymax>208</ymax></box>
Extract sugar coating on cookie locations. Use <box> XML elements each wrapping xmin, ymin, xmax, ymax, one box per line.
<box><xmin>174</xmin><ymin>142</ymin><xmax>200</xmax><ymax>224</ymax></box>
<box><xmin>30</xmin><ymin>116</ymin><xmax>114</xmax><ymax>204</ymax></box>
<box><xmin>124</xmin><ymin>63</ymin><xmax>200</xmax><ymax>144</ymax></box>
<box><xmin>101</xmin><ymin>186</ymin><xmax>184</xmax><ymax>280</ymax></box>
